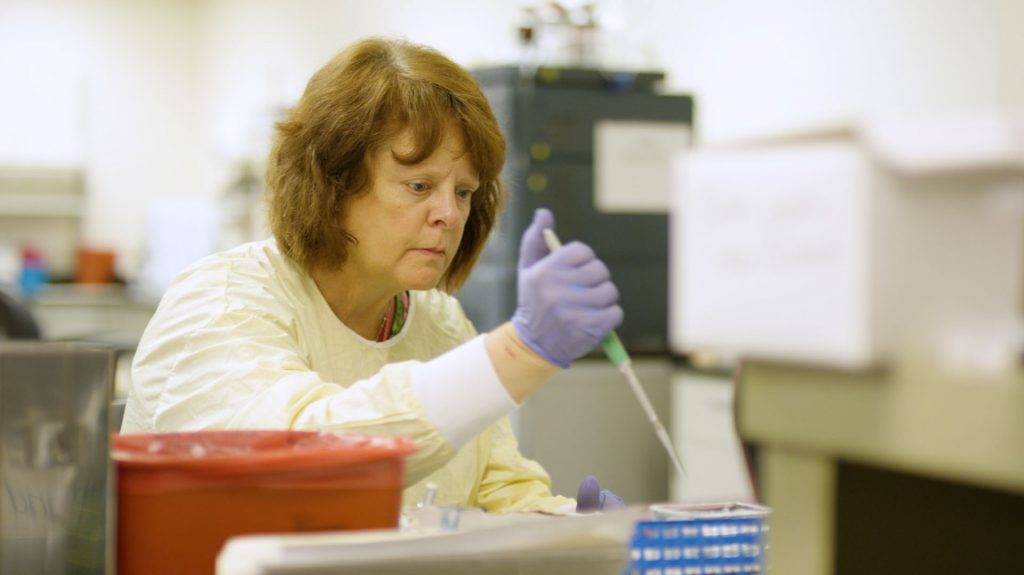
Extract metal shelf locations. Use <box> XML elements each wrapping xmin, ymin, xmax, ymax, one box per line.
<box><xmin>0</xmin><ymin>193</ymin><xmax>83</xmax><ymax>217</ymax></box>
<box><xmin>0</xmin><ymin>165</ymin><xmax>84</xmax><ymax>217</ymax></box>
<box><xmin>0</xmin><ymin>165</ymin><xmax>85</xmax><ymax>277</ymax></box>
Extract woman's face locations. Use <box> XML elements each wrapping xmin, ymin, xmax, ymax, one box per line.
<box><xmin>340</xmin><ymin>121</ymin><xmax>480</xmax><ymax>294</ymax></box>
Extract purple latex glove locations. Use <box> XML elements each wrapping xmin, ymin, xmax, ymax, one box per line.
<box><xmin>576</xmin><ymin>475</ymin><xmax>625</xmax><ymax>512</ymax></box>
<box><xmin>511</xmin><ymin>208</ymin><xmax>623</xmax><ymax>368</ymax></box>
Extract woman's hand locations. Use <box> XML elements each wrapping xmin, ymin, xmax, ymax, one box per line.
<box><xmin>511</xmin><ymin>208</ymin><xmax>623</xmax><ymax>368</ymax></box>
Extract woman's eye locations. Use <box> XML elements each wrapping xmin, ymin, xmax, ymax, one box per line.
<box><xmin>408</xmin><ymin>182</ymin><xmax>429</xmax><ymax>193</ymax></box>
<box><xmin>457</xmin><ymin>189</ymin><xmax>474</xmax><ymax>200</ymax></box>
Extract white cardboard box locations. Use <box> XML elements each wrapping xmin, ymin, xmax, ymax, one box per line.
<box><xmin>670</xmin><ymin>115</ymin><xmax>1024</xmax><ymax>369</ymax></box>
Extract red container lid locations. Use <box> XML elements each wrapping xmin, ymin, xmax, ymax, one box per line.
<box><xmin>112</xmin><ymin>430</ymin><xmax>415</xmax><ymax>477</ymax></box>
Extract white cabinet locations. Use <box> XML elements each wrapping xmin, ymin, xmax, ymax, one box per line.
<box><xmin>670</xmin><ymin>368</ymin><xmax>755</xmax><ymax>503</ymax></box>
<box><xmin>514</xmin><ymin>358</ymin><xmax>674</xmax><ymax>505</ymax></box>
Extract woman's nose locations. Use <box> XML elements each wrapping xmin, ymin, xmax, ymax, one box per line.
<box><xmin>431</xmin><ymin>187</ymin><xmax>460</xmax><ymax>227</ymax></box>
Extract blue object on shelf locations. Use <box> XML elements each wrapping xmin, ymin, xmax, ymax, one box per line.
<box><xmin>626</xmin><ymin>502</ymin><xmax>770</xmax><ymax>574</ymax></box>
<box><xmin>18</xmin><ymin>264</ymin><xmax>47</xmax><ymax>298</ymax></box>
<box><xmin>18</xmin><ymin>248</ymin><xmax>48</xmax><ymax>298</ymax></box>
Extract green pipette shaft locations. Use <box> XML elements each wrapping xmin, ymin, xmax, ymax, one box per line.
<box><xmin>542</xmin><ymin>229</ymin><xmax>687</xmax><ymax>477</ymax></box>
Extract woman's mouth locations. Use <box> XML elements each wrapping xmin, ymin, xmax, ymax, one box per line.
<box><xmin>415</xmin><ymin>247</ymin><xmax>445</xmax><ymax>259</ymax></box>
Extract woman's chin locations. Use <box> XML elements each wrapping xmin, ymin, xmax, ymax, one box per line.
<box><xmin>401</xmin><ymin>274</ymin><xmax>443</xmax><ymax>292</ymax></box>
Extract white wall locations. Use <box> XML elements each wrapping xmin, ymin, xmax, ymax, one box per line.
<box><xmin>0</xmin><ymin>0</ymin><xmax>204</xmax><ymax>275</ymax></box>
<box><xmin>639</xmin><ymin>0</ymin><xmax>1009</xmax><ymax>142</ymax></box>
<box><xmin>1</xmin><ymin>0</ymin><xmax>1020</xmax><ymax>280</ymax></box>
<box><xmin>996</xmin><ymin>0</ymin><xmax>1024</xmax><ymax>111</ymax></box>
<box><xmin>197</xmin><ymin>0</ymin><xmax>525</xmax><ymax>197</ymax></box>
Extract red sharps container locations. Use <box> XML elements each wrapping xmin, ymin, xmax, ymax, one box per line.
<box><xmin>112</xmin><ymin>430</ymin><xmax>415</xmax><ymax>575</ymax></box>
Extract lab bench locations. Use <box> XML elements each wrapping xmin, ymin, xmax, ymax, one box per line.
<box><xmin>736</xmin><ymin>359</ymin><xmax>1024</xmax><ymax>574</ymax></box>
<box><xmin>26</xmin><ymin>284</ymin><xmax>157</xmax><ymax>346</ymax></box>
<box><xmin>27</xmin><ymin>283</ymin><xmax>156</xmax><ymax>398</ymax></box>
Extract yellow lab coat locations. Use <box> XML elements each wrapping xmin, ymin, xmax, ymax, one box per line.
<box><xmin>121</xmin><ymin>238</ymin><xmax>573</xmax><ymax>513</ymax></box>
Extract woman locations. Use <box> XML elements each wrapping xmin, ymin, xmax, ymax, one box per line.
<box><xmin>121</xmin><ymin>37</ymin><xmax>622</xmax><ymax>513</ymax></box>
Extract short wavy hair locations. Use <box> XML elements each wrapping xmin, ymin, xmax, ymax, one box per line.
<box><xmin>266</xmin><ymin>37</ymin><xmax>506</xmax><ymax>292</ymax></box>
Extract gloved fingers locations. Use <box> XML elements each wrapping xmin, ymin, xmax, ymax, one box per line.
<box><xmin>599</xmin><ymin>488</ymin><xmax>625</xmax><ymax>510</ymax></box>
<box><xmin>571</xmin><ymin>304</ymin><xmax>624</xmax><ymax>339</ymax></box>
<box><xmin>537</xmin><ymin>245</ymin><xmax>612</xmax><ymax>288</ymax></box>
<box><xmin>527</xmin><ymin>284</ymin><xmax>620</xmax><ymax>327</ymax></box>
<box><xmin>573</xmin><ymin>281</ymin><xmax>620</xmax><ymax>309</ymax></box>
<box><xmin>571</xmin><ymin>259</ymin><xmax>613</xmax><ymax>288</ymax></box>
<box><xmin>517</xmin><ymin>208</ymin><xmax>556</xmax><ymax>270</ymax></box>
<box><xmin>576</xmin><ymin>475</ymin><xmax>626</xmax><ymax>512</ymax></box>
<box><xmin>576</xmin><ymin>475</ymin><xmax>601</xmax><ymax>512</ymax></box>
<box><xmin>544</xmin><ymin>279</ymin><xmax>618</xmax><ymax>311</ymax></box>
<box><xmin>546</xmin><ymin>240</ymin><xmax>596</xmax><ymax>268</ymax></box>
<box><xmin>607</xmin><ymin>305</ymin><xmax>625</xmax><ymax>330</ymax></box>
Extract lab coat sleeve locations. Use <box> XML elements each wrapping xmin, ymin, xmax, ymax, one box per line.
<box><xmin>472</xmin><ymin>417</ymin><xmax>576</xmax><ymax>513</ymax></box>
<box><xmin>127</xmin><ymin>282</ymin><xmax>515</xmax><ymax>486</ymax></box>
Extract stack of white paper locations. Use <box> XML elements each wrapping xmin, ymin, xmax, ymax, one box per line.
<box><xmin>217</xmin><ymin>507</ymin><xmax>643</xmax><ymax>575</ymax></box>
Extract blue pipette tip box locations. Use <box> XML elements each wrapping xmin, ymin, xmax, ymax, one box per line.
<box><xmin>626</xmin><ymin>502</ymin><xmax>771</xmax><ymax>574</ymax></box>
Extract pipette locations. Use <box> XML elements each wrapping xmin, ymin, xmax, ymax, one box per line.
<box><xmin>543</xmin><ymin>229</ymin><xmax>687</xmax><ymax>477</ymax></box>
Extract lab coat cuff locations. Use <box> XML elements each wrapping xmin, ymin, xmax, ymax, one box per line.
<box><xmin>410</xmin><ymin>335</ymin><xmax>517</xmax><ymax>448</ymax></box>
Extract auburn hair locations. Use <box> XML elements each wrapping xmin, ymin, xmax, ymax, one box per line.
<box><xmin>266</xmin><ymin>37</ymin><xmax>506</xmax><ymax>291</ymax></box>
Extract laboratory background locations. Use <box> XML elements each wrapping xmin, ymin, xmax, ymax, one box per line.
<box><xmin>1</xmin><ymin>0</ymin><xmax>1023</xmax><ymax>573</ymax></box>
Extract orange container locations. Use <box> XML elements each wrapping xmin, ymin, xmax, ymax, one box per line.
<box><xmin>75</xmin><ymin>248</ymin><xmax>116</xmax><ymax>283</ymax></box>
<box><xmin>111</xmin><ymin>430</ymin><xmax>414</xmax><ymax>575</ymax></box>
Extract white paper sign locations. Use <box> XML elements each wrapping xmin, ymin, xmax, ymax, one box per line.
<box><xmin>594</xmin><ymin>120</ymin><xmax>691</xmax><ymax>214</ymax></box>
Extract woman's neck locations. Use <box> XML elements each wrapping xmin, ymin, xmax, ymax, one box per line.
<box><xmin>311</xmin><ymin>267</ymin><xmax>394</xmax><ymax>340</ymax></box>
